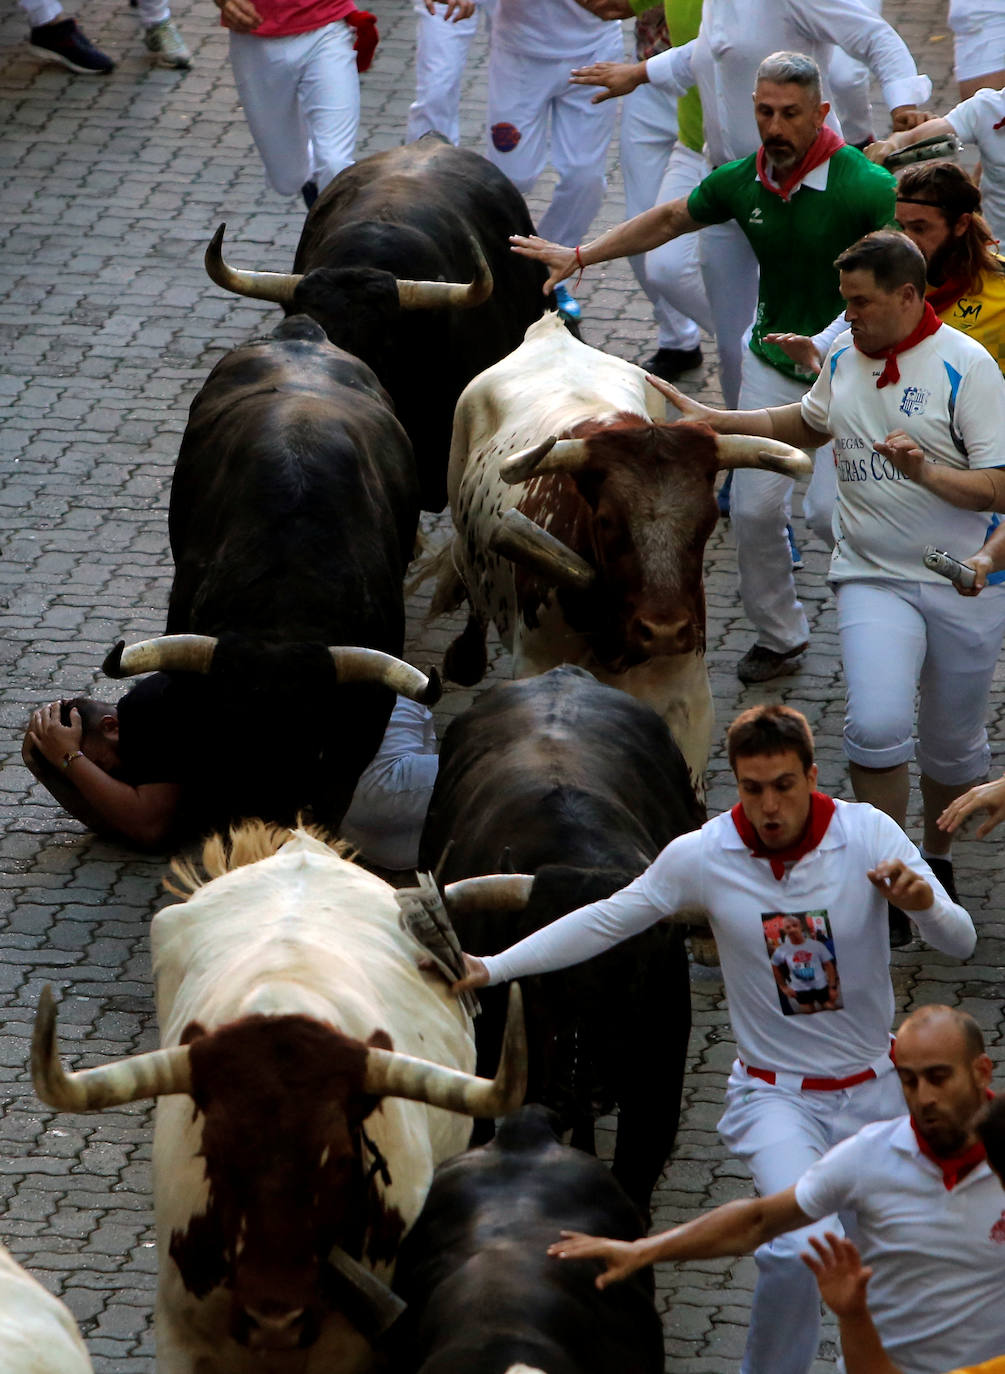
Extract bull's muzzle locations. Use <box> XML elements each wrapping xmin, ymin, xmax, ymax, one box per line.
<box><xmin>234</xmin><ymin>1300</ymin><xmax>317</xmax><ymax>1351</ymax></box>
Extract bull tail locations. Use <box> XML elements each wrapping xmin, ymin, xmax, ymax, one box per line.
<box><xmin>407</xmin><ymin>534</ymin><xmax>468</xmax><ymax>621</ymax></box>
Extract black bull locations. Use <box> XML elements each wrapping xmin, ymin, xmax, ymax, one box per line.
<box><xmin>105</xmin><ymin>317</ymin><xmax>433</xmax><ymax>833</ymax></box>
<box><xmin>419</xmin><ymin>666</ymin><xmax>703</xmax><ymax>1213</ymax></box>
<box><xmin>206</xmin><ymin>137</ymin><xmax>550</xmax><ymax>511</ymax></box>
<box><xmin>391</xmin><ymin>1105</ymin><xmax>664</xmax><ymax>1374</ymax></box>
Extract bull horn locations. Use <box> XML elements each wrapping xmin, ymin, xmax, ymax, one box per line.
<box><xmin>32</xmin><ymin>985</ymin><xmax>192</xmax><ymax>1111</ymax></box>
<box><xmin>498</xmin><ymin>437</ymin><xmax>590</xmax><ymax>483</ymax></box>
<box><xmin>103</xmin><ymin>635</ymin><xmax>217</xmax><ymax>678</ymax></box>
<box><xmin>443</xmin><ymin>873</ymin><xmax>535</xmax><ymax>913</ymax></box>
<box><xmin>489</xmin><ymin>510</ymin><xmax>595</xmax><ymax>591</ymax></box>
<box><xmin>715</xmin><ymin>434</ymin><xmax>813</xmax><ymax>478</ymax></box>
<box><xmin>396</xmin><ymin>236</ymin><xmax>493</xmax><ymax>311</ymax></box>
<box><xmin>329</xmin><ymin>648</ymin><xmax>441</xmax><ymax>706</ymax></box>
<box><xmin>363</xmin><ymin>983</ymin><xmax>527</xmax><ymax>1118</ymax></box>
<box><xmin>205</xmin><ymin>223</ymin><xmax>302</xmax><ymax>306</ymax></box>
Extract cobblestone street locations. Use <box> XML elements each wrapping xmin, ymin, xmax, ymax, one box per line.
<box><xmin>2</xmin><ymin>0</ymin><xmax>1003</xmax><ymax>1367</ymax></box>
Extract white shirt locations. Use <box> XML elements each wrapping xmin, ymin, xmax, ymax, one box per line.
<box><xmin>796</xmin><ymin>1116</ymin><xmax>1005</xmax><ymax>1374</ymax></box>
<box><xmin>801</xmin><ymin>324</ymin><xmax>1005</xmax><ymax>582</ymax></box>
<box><xmin>492</xmin><ymin>0</ymin><xmax>621</xmax><ymax>62</ymax></box>
<box><xmin>481</xmin><ymin>800</ymin><xmax>974</xmax><ymax>1079</ymax></box>
<box><xmin>946</xmin><ymin>88</ymin><xmax>1005</xmax><ymax>244</ymax></box>
<box><xmin>645</xmin><ymin>0</ymin><xmax>931</xmax><ymax>167</ymax></box>
<box><xmin>948</xmin><ymin>0</ymin><xmax>1005</xmax><ymax>35</ymax></box>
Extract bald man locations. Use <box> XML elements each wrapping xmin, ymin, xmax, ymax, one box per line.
<box><xmin>549</xmin><ymin>1006</ymin><xmax>1005</xmax><ymax>1374</ymax></box>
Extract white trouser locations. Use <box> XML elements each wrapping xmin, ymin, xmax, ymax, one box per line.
<box><xmin>732</xmin><ymin>349</ymin><xmax>835</xmax><ymax>652</ymax></box>
<box><xmin>340</xmin><ymin>698</ymin><xmax>439</xmax><ymax>871</ymax></box>
<box><xmin>827</xmin><ymin>0</ymin><xmax>883</xmax><ymax>147</ymax></box>
<box><xmin>136</xmin><ymin>0</ymin><xmax>170</xmax><ymax>25</ymax></box>
<box><xmin>21</xmin><ymin>0</ymin><xmax>68</xmax><ymax>25</ymax></box>
<box><xmin>229</xmin><ymin>22</ymin><xmax>360</xmax><ymax>197</ymax></box>
<box><xmin>406</xmin><ymin>0</ymin><xmax>480</xmax><ymax>145</ymax></box>
<box><xmin>620</xmin><ymin>85</ymin><xmax>708</xmax><ymax>352</ymax></box>
<box><xmin>486</xmin><ymin>34</ymin><xmax>622</xmax><ymax>249</ymax></box>
<box><xmin>22</xmin><ymin>0</ymin><xmax>173</xmax><ymax>26</ymax></box>
<box><xmin>836</xmin><ymin>578</ymin><xmax>1005</xmax><ymax>783</ymax></box>
<box><xmin>718</xmin><ymin>1062</ymin><xmax>905</xmax><ymax>1374</ymax></box>
<box><xmin>699</xmin><ymin>217</ymin><xmax>758</xmax><ymax>410</ymax></box>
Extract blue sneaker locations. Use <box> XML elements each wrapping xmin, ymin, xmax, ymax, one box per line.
<box><xmin>553</xmin><ymin>282</ymin><xmax>582</xmax><ymax>322</ymax></box>
<box><xmin>786</xmin><ymin>523</ymin><xmax>803</xmax><ymax>570</ymax></box>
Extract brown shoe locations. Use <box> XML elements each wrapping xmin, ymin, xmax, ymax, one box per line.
<box><xmin>737</xmin><ymin>641</ymin><xmax>808</xmax><ymax>684</ymax></box>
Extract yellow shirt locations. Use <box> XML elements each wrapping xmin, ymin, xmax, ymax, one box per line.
<box><xmin>932</xmin><ymin>258</ymin><xmax>1005</xmax><ymax>377</ymax></box>
<box><xmin>945</xmin><ymin>1359</ymin><xmax>1005</xmax><ymax>1374</ymax></box>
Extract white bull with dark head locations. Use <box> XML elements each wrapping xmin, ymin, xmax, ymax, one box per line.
<box><xmin>31</xmin><ymin>825</ymin><xmax>526</xmax><ymax>1374</ymax></box>
<box><xmin>0</xmin><ymin>1244</ymin><xmax>93</xmax><ymax>1373</ymax></box>
<box><xmin>436</xmin><ymin>313</ymin><xmax>812</xmax><ymax>785</ymax></box>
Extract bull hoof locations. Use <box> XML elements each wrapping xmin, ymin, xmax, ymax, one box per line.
<box><xmin>443</xmin><ymin>618</ymin><xmax>487</xmax><ymax>686</ymax></box>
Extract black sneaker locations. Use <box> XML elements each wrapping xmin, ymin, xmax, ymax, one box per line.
<box><xmin>28</xmin><ymin>17</ymin><xmax>115</xmax><ymax>73</ymax></box>
<box><xmin>736</xmin><ymin>641</ymin><xmax>808</xmax><ymax>684</ymax></box>
<box><xmin>887</xmin><ymin>902</ymin><xmax>913</xmax><ymax>948</ymax></box>
<box><xmin>643</xmin><ymin>346</ymin><xmax>703</xmax><ymax>384</ymax></box>
<box><xmin>925</xmin><ymin>854</ymin><xmax>959</xmax><ymax>903</ymax></box>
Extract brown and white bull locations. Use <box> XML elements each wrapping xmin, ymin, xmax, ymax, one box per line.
<box><xmin>435</xmin><ymin>313</ymin><xmax>812</xmax><ymax>784</ymax></box>
<box><xmin>31</xmin><ymin>825</ymin><xmax>526</xmax><ymax>1374</ymax></box>
<box><xmin>0</xmin><ymin>1243</ymin><xmax>93</xmax><ymax>1373</ymax></box>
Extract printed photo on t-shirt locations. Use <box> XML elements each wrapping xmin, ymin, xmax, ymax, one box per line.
<box><xmin>762</xmin><ymin>910</ymin><xmax>843</xmax><ymax>1016</ymax></box>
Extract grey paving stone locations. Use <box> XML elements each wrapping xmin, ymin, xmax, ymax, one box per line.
<box><xmin>0</xmin><ymin>1</ymin><xmax>999</xmax><ymax>1371</ymax></box>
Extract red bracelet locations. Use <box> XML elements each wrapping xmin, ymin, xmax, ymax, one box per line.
<box><xmin>574</xmin><ymin>245</ymin><xmax>585</xmax><ymax>287</ymax></box>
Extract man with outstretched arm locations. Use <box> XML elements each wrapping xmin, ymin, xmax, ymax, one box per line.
<box><xmin>564</xmin><ymin>0</ymin><xmax>929</xmax><ymax>414</ymax></box>
<box><xmin>639</xmin><ymin>231</ymin><xmax>1005</xmax><ymax>914</ymax></box>
<box><xmin>540</xmin><ymin>1008</ymin><xmax>1005</xmax><ymax>1374</ymax></box>
<box><xmin>805</xmin><ymin>1093</ymin><xmax>1005</xmax><ymax>1374</ymax></box>
<box><xmin>451</xmin><ymin>704</ymin><xmax>975</xmax><ymax>1374</ymax></box>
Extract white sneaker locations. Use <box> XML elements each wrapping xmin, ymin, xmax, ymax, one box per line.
<box><xmin>144</xmin><ymin>17</ymin><xmax>191</xmax><ymax>68</ymax></box>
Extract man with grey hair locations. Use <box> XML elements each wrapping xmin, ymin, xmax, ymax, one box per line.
<box><xmin>513</xmin><ymin>51</ymin><xmax>897</xmax><ymax>682</ymax></box>
<box><xmin>567</xmin><ymin>0</ymin><xmax>930</xmax><ymax>410</ymax></box>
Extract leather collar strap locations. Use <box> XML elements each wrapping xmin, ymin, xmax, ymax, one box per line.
<box><xmin>854</xmin><ymin>300</ymin><xmax>943</xmax><ymax>389</ymax></box>
<box><xmin>756</xmin><ymin>126</ymin><xmax>845</xmax><ymax>203</ymax></box>
<box><xmin>731</xmin><ymin>792</ymin><xmax>836</xmax><ymax>880</ymax></box>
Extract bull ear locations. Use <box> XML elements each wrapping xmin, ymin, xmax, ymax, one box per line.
<box><xmin>180</xmin><ymin>1021</ymin><xmax>207</xmax><ymax>1046</ymax></box>
<box><xmin>490</xmin><ymin>509</ymin><xmax>595</xmax><ymax>591</ymax></box>
<box><xmin>366</xmin><ymin>1029</ymin><xmax>393</xmax><ymax>1052</ymax></box>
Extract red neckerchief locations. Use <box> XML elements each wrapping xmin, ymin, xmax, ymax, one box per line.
<box><xmin>855</xmin><ymin>301</ymin><xmax>943</xmax><ymax>389</ymax></box>
<box><xmin>926</xmin><ymin>276</ymin><xmax>970</xmax><ymax>316</ymax></box>
<box><xmin>911</xmin><ymin>1120</ymin><xmax>987</xmax><ymax>1190</ymax></box>
<box><xmin>731</xmin><ymin>792</ymin><xmax>836</xmax><ymax>880</ymax></box>
<box><xmin>756</xmin><ymin>127</ymin><xmax>845</xmax><ymax>203</ymax></box>
<box><xmin>345</xmin><ymin>9</ymin><xmax>378</xmax><ymax>71</ymax></box>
